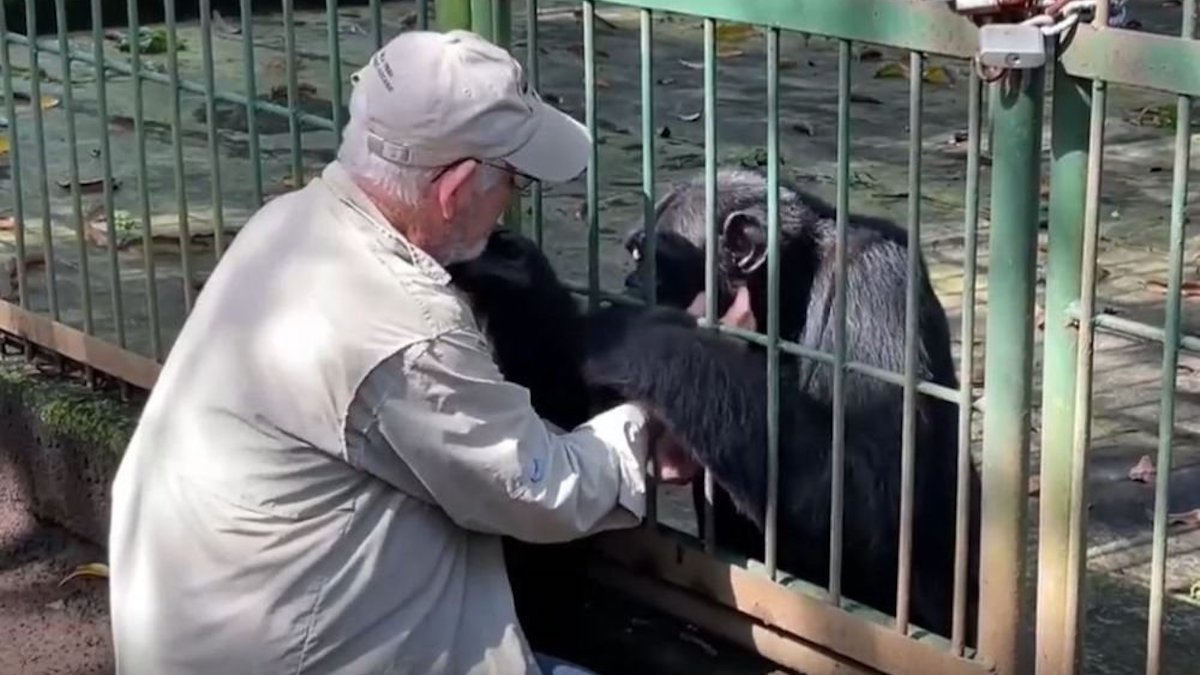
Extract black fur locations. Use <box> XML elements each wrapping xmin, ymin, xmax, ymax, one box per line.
<box><xmin>622</xmin><ymin>168</ymin><xmax>981</xmax><ymax>644</ymax></box>
<box><xmin>446</xmin><ymin>228</ymin><xmax>770</xmax><ymax>651</ymax></box>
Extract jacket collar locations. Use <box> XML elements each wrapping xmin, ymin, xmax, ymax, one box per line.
<box><xmin>317</xmin><ymin>160</ymin><xmax>452</xmax><ymax>286</ymax></box>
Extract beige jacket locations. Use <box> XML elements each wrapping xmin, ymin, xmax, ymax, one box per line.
<box><xmin>107</xmin><ymin>161</ymin><xmax>650</xmax><ymax>675</ymax></box>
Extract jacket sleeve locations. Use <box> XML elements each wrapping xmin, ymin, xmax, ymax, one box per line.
<box><xmin>353</xmin><ymin>327</ymin><xmax>650</xmax><ymax>543</ymax></box>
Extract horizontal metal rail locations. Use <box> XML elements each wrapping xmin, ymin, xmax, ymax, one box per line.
<box><xmin>595</xmin><ymin>0</ymin><xmax>1200</xmax><ymax>96</ymax></box>
<box><xmin>4</xmin><ymin>33</ymin><xmax>337</xmax><ymax>132</ymax></box>
<box><xmin>560</xmin><ymin>280</ymin><xmax>984</xmax><ymax>410</ymax></box>
<box><xmin>1065</xmin><ymin>302</ymin><xmax>1200</xmax><ymax>354</ymax></box>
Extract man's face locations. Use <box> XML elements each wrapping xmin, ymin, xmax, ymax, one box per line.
<box><xmin>428</xmin><ymin>160</ymin><xmax>519</xmax><ymax>265</ymax></box>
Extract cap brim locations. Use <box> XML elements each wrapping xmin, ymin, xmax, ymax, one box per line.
<box><xmin>503</xmin><ymin>101</ymin><xmax>591</xmax><ymax>183</ymax></box>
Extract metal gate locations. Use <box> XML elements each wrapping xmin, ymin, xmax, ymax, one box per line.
<box><xmin>1</xmin><ymin>1</ymin><xmax>1197</xmax><ymax>674</ymax></box>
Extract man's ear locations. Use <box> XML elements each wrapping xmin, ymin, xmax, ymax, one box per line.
<box><xmin>721</xmin><ymin>210</ymin><xmax>767</xmax><ymax>275</ymax></box>
<box><xmin>435</xmin><ymin>160</ymin><xmax>478</xmax><ymax>222</ymax></box>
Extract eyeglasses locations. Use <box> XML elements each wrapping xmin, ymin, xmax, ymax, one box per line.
<box><xmin>433</xmin><ymin>158</ymin><xmax>537</xmax><ymax>193</ymax></box>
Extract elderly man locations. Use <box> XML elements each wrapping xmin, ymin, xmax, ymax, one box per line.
<box><xmin>107</xmin><ymin>30</ymin><xmax>699</xmax><ymax>675</ymax></box>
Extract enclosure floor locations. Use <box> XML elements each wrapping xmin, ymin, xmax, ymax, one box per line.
<box><xmin>2</xmin><ymin>1</ymin><xmax>1200</xmax><ymax>673</ymax></box>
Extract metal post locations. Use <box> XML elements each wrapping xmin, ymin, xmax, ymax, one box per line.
<box><xmin>1035</xmin><ymin>58</ymin><xmax>1090</xmax><ymax>675</ymax></box>
<box><xmin>978</xmin><ymin>65</ymin><xmax>1045</xmax><ymax>675</ymax></box>
<box><xmin>436</xmin><ymin>0</ymin><xmax>472</xmax><ymax>31</ymax></box>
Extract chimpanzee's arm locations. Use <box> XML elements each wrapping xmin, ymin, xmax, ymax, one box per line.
<box><xmin>581</xmin><ymin>305</ymin><xmax>831</xmax><ymax>529</ymax></box>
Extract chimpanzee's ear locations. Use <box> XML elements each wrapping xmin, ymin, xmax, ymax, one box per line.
<box><xmin>721</xmin><ymin>210</ymin><xmax>767</xmax><ymax>275</ymax></box>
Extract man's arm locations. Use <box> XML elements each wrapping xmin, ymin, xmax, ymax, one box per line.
<box><xmin>351</xmin><ymin>327</ymin><xmax>651</xmax><ymax>543</ymax></box>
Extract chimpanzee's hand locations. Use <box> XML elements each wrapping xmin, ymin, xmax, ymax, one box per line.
<box><xmin>644</xmin><ymin>414</ymin><xmax>701</xmax><ymax>485</ymax></box>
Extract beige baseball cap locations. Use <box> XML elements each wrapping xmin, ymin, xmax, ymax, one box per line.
<box><xmin>348</xmin><ymin>29</ymin><xmax>590</xmax><ymax>183</ymax></box>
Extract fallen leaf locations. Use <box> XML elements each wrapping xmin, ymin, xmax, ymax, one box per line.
<box><xmin>0</xmin><ymin>136</ymin><xmax>9</xmax><ymax>156</ymax></box>
<box><xmin>40</xmin><ymin>95</ymin><xmax>60</xmax><ymax>110</ymax></box>
<box><xmin>677</xmin><ymin>112</ymin><xmax>702</xmax><ymax>122</ymax></box>
<box><xmin>678</xmin><ymin>59</ymin><xmax>703</xmax><ymax>70</ymax></box>
<box><xmin>59</xmin><ymin>562</ymin><xmax>110</xmax><ymax>586</ymax></box>
<box><xmin>923</xmin><ymin>65</ymin><xmax>954</xmax><ymax>85</ymax></box>
<box><xmin>1144</xmin><ymin>279</ymin><xmax>1200</xmax><ymax>299</ymax></box>
<box><xmin>1168</xmin><ymin>509</ymin><xmax>1200</xmax><ymax>526</ymax></box>
<box><xmin>596</xmin><ymin>78</ymin><xmax>611</xmax><ymax>89</ymax></box>
<box><xmin>717</xmin><ymin>48</ymin><xmax>745</xmax><ymax>59</ymax></box>
<box><xmin>0</xmin><ymin>216</ymin><xmax>14</xmax><ymax>230</ymax></box>
<box><xmin>715</xmin><ymin>22</ymin><xmax>758</xmax><ymax>46</ymax></box>
<box><xmin>1128</xmin><ymin>455</ymin><xmax>1156</xmax><ymax>483</ymax></box>
<box><xmin>874</xmin><ymin>62</ymin><xmax>908</xmax><ymax>79</ymax></box>
<box><xmin>858</xmin><ymin>48</ymin><xmax>884</xmax><ymax>62</ymax></box>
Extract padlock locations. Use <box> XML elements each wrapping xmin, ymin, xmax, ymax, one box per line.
<box><xmin>978</xmin><ymin>23</ymin><xmax>1047</xmax><ymax>69</ymax></box>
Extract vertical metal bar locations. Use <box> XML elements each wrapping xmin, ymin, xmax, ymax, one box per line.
<box><xmin>240</xmin><ymin>0</ymin><xmax>264</xmax><ymax>207</ymax></box>
<box><xmin>200</xmin><ymin>0</ymin><xmax>228</xmax><ymax>261</ymax></box>
<box><xmin>369</xmin><ymin>0</ymin><xmax>384</xmax><ymax>50</ymax></box>
<box><xmin>895</xmin><ymin>49</ymin><xmax>923</xmax><ymax>636</ymax></box>
<box><xmin>283</xmin><ymin>0</ymin><xmax>304</xmax><ymax>188</ymax></box>
<box><xmin>24</xmin><ymin>0</ymin><xmax>59</xmax><ymax>321</ymax></box>
<box><xmin>828</xmin><ymin>37</ymin><xmax>851</xmax><ymax>607</ymax></box>
<box><xmin>1063</xmin><ymin>82</ymin><xmax>1106</xmax><ymax>675</ymax></box>
<box><xmin>1063</xmin><ymin>4</ymin><xmax>1112</xmax><ymax>667</ymax></box>
<box><xmin>54</xmin><ymin>0</ymin><xmax>92</xmax><ymax>336</ymax></box>
<box><xmin>490</xmin><ymin>1</ymin><xmax>522</xmax><ymax>234</ymax></box>
<box><xmin>640</xmin><ymin>11</ymin><xmax>656</xmax><ymax>310</ymax></box>
<box><xmin>952</xmin><ymin>62</ymin><xmax>984</xmax><ymax>657</ymax></box>
<box><xmin>127</xmin><ymin>0</ymin><xmax>162</xmax><ymax>360</ymax></box>
<box><xmin>583</xmin><ymin>0</ymin><xmax>598</xmax><ymax>311</ymax></box>
<box><xmin>764</xmin><ymin>25</ymin><xmax>781</xmax><ymax>580</ymax></box>
<box><xmin>639</xmin><ymin>7</ymin><xmax>658</xmax><ymax>526</ymax></box>
<box><xmin>418</xmin><ymin>0</ymin><xmax>430</xmax><ymax>31</ymax></box>
<box><xmin>472</xmin><ymin>0</ymin><xmax>494</xmax><ymax>38</ymax></box>
<box><xmin>163</xmin><ymin>0</ymin><xmax>195</xmax><ymax>314</ymax></box>
<box><xmin>0</xmin><ymin>4</ymin><xmax>27</xmax><ymax>311</ymax></box>
<box><xmin>492</xmin><ymin>0</ymin><xmax>512</xmax><ymax>47</ymax></box>
<box><xmin>701</xmin><ymin>15</ymin><xmax>717</xmax><ymax>554</ymax></box>
<box><xmin>327</xmin><ymin>0</ymin><xmax>345</xmax><ymax>140</ymax></box>
<box><xmin>436</xmin><ymin>0</ymin><xmax>471</xmax><ymax>31</ymax></box>
<box><xmin>1034</xmin><ymin>58</ymin><xmax>1090</xmax><ymax>675</ymax></box>
<box><xmin>1146</xmin><ymin>6</ymin><xmax>1195</xmax><ymax>673</ymax></box>
<box><xmin>979</xmin><ymin>64</ymin><xmax>1045</xmax><ymax>675</ymax></box>
<box><xmin>527</xmin><ymin>0</ymin><xmax>543</xmax><ymax>247</ymax></box>
<box><xmin>90</xmin><ymin>0</ymin><xmax>124</xmax><ymax>348</ymax></box>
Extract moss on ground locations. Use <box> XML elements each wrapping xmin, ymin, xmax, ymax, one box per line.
<box><xmin>0</xmin><ymin>361</ymin><xmax>139</xmax><ymax>461</ymax></box>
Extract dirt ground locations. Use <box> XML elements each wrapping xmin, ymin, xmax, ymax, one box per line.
<box><xmin>0</xmin><ymin>449</ymin><xmax>113</xmax><ymax>675</ymax></box>
<box><xmin>2</xmin><ymin>0</ymin><xmax>1200</xmax><ymax>673</ymax></box>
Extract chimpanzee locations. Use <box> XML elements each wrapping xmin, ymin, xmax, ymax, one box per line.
<box><xmin>621</xmin><ymin>168</ymin><xmax>981</xmax><ymax>644</ymax></box>
<box><xmin>445</xmin><ymin>227</ymin><xmax>772</xmax><ymax>651</ymax></box>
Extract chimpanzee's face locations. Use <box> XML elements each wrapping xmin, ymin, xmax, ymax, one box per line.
<box><xmin>622</xmin><ymin>226</ymin><xmax>741</xmax><ymax>316</ymax></box>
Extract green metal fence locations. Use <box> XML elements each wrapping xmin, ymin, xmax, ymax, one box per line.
<box><xmin>1</xmin><ymin>1</ymin><xmax>1198</xmax><ymax>675</ymax></box>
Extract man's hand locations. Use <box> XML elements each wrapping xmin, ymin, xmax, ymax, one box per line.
<box><xmin>686</xmin><ymin>284</ymin><xmax>757</xmax><ymax>332</ymax></box>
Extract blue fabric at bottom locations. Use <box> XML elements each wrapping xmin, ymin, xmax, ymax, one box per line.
<box><xmin>534</xmin><ymin>652</ymin><xmax>600</xmax><ymax>675</ymax></box>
